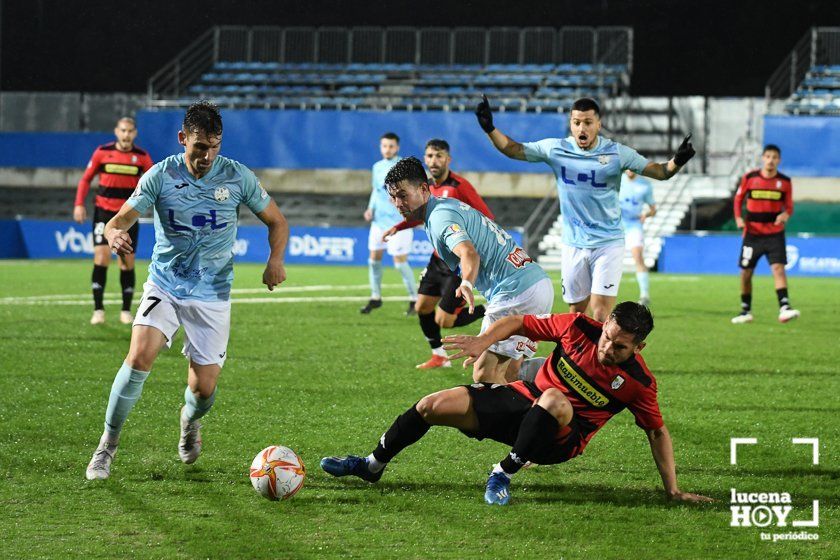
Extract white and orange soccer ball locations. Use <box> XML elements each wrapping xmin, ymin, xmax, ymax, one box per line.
<box><xmin>249</xmin><ymin>445</ymin><xmax>306</xmax><ymax>501</ymax></box>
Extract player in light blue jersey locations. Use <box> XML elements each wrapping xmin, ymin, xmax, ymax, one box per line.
<box><xmin>360</xmin><ymin>132</ymin><xmax>417</xmax><ymax>315</ymax></box>
<box><xmin>85</xmin><ymin>102</ymin><xmax>290</xmax><ymax>480</ymax></box>
<box><xmin>620</xmin><ymin>170</ymin><xmax>657</xmax><ymax>305</ymax></box>
<box><xmin>384</xmin><ymin>157</ymin><xmax>553</xmax><ymax>384</ymax></box>
<box><xmin>477</xmin><ymin>96</ymin><xmax>694</xmax><ymax>321</ymax></box>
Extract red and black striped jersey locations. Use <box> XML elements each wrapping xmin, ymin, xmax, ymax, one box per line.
<box><xmin>75</xmin><ymin>142</ymin><xmax>154</xmax><ymax>212</ymax></box>
<box><xmin>733</xmin><ymin>169</ymin><xmax>793</xmax><ymax>236</ymax></box>
<box><xmin>511</xmin><ymin>313</ymin><xmax>663</xmax><ymax>454</ymax></box>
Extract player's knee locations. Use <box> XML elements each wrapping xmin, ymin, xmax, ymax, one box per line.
<box><xmin>125</xmin><ymin>351</ymin><xmax>154</xmax><ymax>372</ymax></box>
<box><xmin>415</xmin><ymin>394</ymin><xmax>443</xmax><ymax>422</ymax></box>
<box><xmin>435</xmin><ymin>314</ymin><xmax>455</xmax><ymax>329</ymax></box>
<box><xmin>538</xmin><ymin>388</ymin><xmax>573</xmax><ymax>425</ymax></box>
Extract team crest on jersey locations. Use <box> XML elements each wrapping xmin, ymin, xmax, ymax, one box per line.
<box><xmin>611</xmin><ymin>375</ymin><xmax>625</xmax><ymax>390</ymax></box>
<box><xmin>131</xmin><ymin>155</ymin><xmax>138</xmax><ymax>163</ymax></box>
<box><xmin>598</xmin><ymin>155</ymin><xmax>609</xmax><ymax>165</ymax></box>
<box><xmin>214</xmin><ymin>186</ymin><xmax>230</xmax><ymax>202</ymax></box>
<box><xmin>449</xmin><ymin>224</ymin><xmax>462</xmax><ymax>233</ymax></box>
<box><xmin>776</xmin><ymin>180</ymin><xmax>782</xmax><ymax>189</ymax></box>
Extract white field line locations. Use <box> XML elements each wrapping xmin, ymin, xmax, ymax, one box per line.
<box><xmin>1</xmin><ymin>295</ymin><xmax>488</xmax><ymax>306</ymax></box>
<box><xmin>0</xmin><ymin>283</ymin><xmax>405</xmax><ymax>304</ymax></box>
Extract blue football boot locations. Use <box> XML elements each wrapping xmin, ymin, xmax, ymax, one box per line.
<box><xmin>320</xmin><ymin>455</ymin><xmax>383</xmax><ymax>483</ymax></box>
<box><xmin>484</xmin><ymin>471</ymin><xmax>511</xmax><ymax>505</ymax></box>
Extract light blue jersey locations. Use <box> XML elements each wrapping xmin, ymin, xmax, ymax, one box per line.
<box><xmin>523</xmin><ymin>135</ymin><xmax>650</xmax><ymax>248</ymax></box>
<box><xmin>619</xmin><ymin>174</ymin><xmax>655</xmax><ymax>231</ymax></box>
<box><xmin>126</xmin><ymin>154</ymin><xmax>271</xmax><ymax>301</ymax></box>
<box><xmin>424</xmin><ymin>196</ymin><xmax>547</xmax><ymax>302</ymax></box>
<box><xmin>368</xmin><ymin>156</ymin><xmax>402</xmax><ymax>229</ymax></box>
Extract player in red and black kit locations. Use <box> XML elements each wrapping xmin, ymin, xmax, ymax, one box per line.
<box><xmin>73</xmin><ymin>117</ymin><xmax>154</xmax><ymax>325</ymax></box>
<box><xmin>731</xmin><ymin>144</ymin><xmax>800</xmax><ymax>324</ymax></box>
<box><xmin>320</xmin><ymin>302</ymin><xmax>712</xmax><ymax>506</ymax></box>
<box><xmin>383</xmin><ymin>139</ymin><xmax>496</xmax><ymax>369</ymax></box>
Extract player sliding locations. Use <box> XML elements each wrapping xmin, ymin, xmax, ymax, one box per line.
<box><xmin>380</xmin><ymin>156</ymin><xmax>552</xmax><ymax>384</ymax></box>
<box><xmin>85</xmin><ymin>102</ymin><xmax>290</xmax><ymax>480</ymax></box>
<box><xmin>477</xmin><ymin>95</ymin><xmax>694</xmax><ymax>322</ymax></box>
<box><xmin>321</xmin><ymin>302</ymin><xmax>713</xmax><ymax>506</ymax></box>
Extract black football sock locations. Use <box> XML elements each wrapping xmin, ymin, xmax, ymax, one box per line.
<box><xmin>418</xmin><ymin>311</ymin><xmax>442</xmax><ymax>350</ymax></box>
<box><xmin>372</xmin><ymin>404</ymin><xmax>431</xmax><ymax>464</ymax></box>
<box><xmin>120</xmin><ymin>269</ymin><xmax>136</xmax><ymax>311</ymax></box>
<box><xmin>740</xmin><ymin>293</ymin><xmax>752</xmax><ymax>314</ymax></box>
<box><xmin>92</xmin><ymin>265</ymin><xmax>108</xmax><ymax>310</ymax></box>
<box><xmin>499</xmin><ymin>404</ymin><xmax>559</xmax><ymax>475</ymax></box>
<box><xmin>453</xmin><ymin>304</ymin><xmax>486</xmax><ymax>327</ymax></box>
<box><xmin>776</xmin><ymin>288</ymin><xmax>790</xmax><ymax>309</ymax></box>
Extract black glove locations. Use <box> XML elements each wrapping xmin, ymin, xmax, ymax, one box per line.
<box><xmin>475</xmin><ymin>94</ymin><xmax>495</xmax><ymax>134</ymax></box>
<box><xmin>673</xmin><ymin>133</ymin><xmax>695</xmax><ymax>166</ymax></box>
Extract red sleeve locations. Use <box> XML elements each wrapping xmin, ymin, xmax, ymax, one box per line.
<box><xmin>733</xmin><ymin>174</ymin><xmax>747</xmax><ymax>219</ymax></box>
<box><xmin>75</xmin><ymin>148</ymin><xmax>101</xmax><ymax>206</ymax></box>
<box><xmin>784</xmin><ymin>179</ymin><xmax>793</xmax><ymax>216</ymax></box>
<box><xmin>393</xmin><ymin>219</ymin><xmax>423</xmax><ymax>232</ymax></box>
<box><xmin>142</xmin><ymin>152</ymin><xmax>154</xmax><ymax>173</ymax></box>
<box><xmin>456</xmin><ymin>178</ymin><xmax>494</xmax><ymax>220</ymax></box>
<box><xmin>520</xmin><ymin>313</ymin><xmax>577</xmax><ymax>343</ymax></box>
<box><xmin>628</xmin><ymin>379</ymin><xmax>664</xmax><ymax>431</ymax></box>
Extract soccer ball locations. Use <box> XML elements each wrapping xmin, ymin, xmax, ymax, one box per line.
<box><xmin>249</xmin><ymin>445</ymin><xmax>306</xmax><ymax>501</ymax></box>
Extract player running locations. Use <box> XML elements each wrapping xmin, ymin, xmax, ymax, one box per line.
<box><xmin>476</xmin><ymin>95</ymin><xmax>693</xmax><ymax>321</ymax></box>
<box><xmin>321</xmin><ymin>302</ymin><xmax>712</xmax><ymax>506</ymax></box>
<box><xmin>384</xmin><ymin>139</ymin><xmax>494</xmax><ymax>369</ymax></box>
<box><xmin>731</xmin><ymin>144</ymin><xmax>800</xmax><ymax>324</ymax></box>
<box><xmin>73</xmin><ymin>117</ymin><xmax>154</xmax><ymax>325</ymax></box>
<box><xmin>620</xmin><ymin>170</ymin><xmax>657</xmax><ymax>306</ymax></box>
<box><xmin>85</xmin><ymin>102</ymin><xmax>289</xmax><ymax>480</ymax></box>
<box><xmin>360</xmin><ymin>132</ymin><xmax>418</xmax><ymax>315</ymax></box>
<box><xmin>381</xmin><ymin>157</ymin><xmax>552</xmax><ymax>384</ymax></box>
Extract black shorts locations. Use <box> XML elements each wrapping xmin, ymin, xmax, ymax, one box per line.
<box><xmin>460</xmin><ymin>382</ymin><xmax>585</xmax><ymax>465</ymax></box>
<box><xmin>739</xmin><ymin>232</ymin><xmax>786</xmax><ymax>269</ymax></box>
<box><xmin>92</xmin><ymin>206</ymin><xmax>139</xmax><ymax>250</ymax></box>
<box><xmin>417</xmin><ymin>254</ymin><xmax>463</xmax><ymax>314</ymax></box>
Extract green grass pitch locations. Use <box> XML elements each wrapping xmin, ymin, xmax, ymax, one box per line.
<box><xmin>0</xmin><ymin>260</ymin><xmax>836</xmax><ymax>559</ymax></box>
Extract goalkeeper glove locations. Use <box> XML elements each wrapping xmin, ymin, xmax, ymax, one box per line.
<box><xmin>673</xmin><ymin>133</ymin><xmax>695</xmax><ymax>166</ymax></box>
<box><xmin>475</xmin><ymin>94</ymin><xmax>495</xmax><ymax>134</ymax></box>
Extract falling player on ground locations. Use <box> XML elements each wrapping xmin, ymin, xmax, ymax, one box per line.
<box><xmin>321</xmin><ymin>302</ymin><xmax>713</xmax><ymax>506</ymax></box>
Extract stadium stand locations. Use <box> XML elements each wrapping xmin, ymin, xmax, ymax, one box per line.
<box><xmin>148</xmin><ymin>26</ymin><xmax>632</xmax><ymax>113</ymax></box>
<box><xmin>766</xmin><ymin>28</ymin><xmax>840</xmax><ymax>115</ymax></box>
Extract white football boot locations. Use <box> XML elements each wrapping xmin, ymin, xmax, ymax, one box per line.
<box><xmin>778</xmin><ymin>306</ymin><xmax>801</xmax><ymax>323</ymax></box>
<box><xmin>86</xmin><ymin>437</ymin><xmax>118</xmax><ymax>480</ymax></box>
<box><xmin>178</xmin><ymin>406</ymin><xmax>202</xmax><ymax>464</ymax></box>
<box><xmin>119</xmin><ymin>311</ymin><xmax>134</xmax><ymax>324</ymax></box>
<box><xmin>90</xmin><ymin>310</ymin><xmax>106</xmax><ymax>325</ymax></box>
<box><xmin>731</xmin><ymin>313</ymin><xmax>753</xmax><ymax>324</ymax></box>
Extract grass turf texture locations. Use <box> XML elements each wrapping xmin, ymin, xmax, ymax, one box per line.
<box><xmin>0</xmin><ymin>260</ymin><xmax>836</xmax><ymax>559</ymax></box>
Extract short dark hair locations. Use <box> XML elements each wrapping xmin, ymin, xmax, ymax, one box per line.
<box><xmin>381</xmin><ymin>132</ymin><xmax>400</xmax><ymax>143</ymax></box>
<box><xmin>425</xmin><ymin>138</ymin><xmax>450</xmax><ymax>153</ymax></box>
<box><xmin>183</xmin><ymin>101</ymin><xmax>222</xmax><ymax>136</ymax></box>
<box><xmin>384</xmin><ymin>156</ymin><xmax>427</xmax><ymax>191</ymax></box>
<box><xmin>571</xmin><ymin>97</ymin><xmax>601</xmax><ymax>117</ymax></box>
<box><xmin>609</xmin><ymin>301</ymin><xmax>654</xmax><ymax>343</ymax></box>
<box><xmin>763</xmin><ymin>144</ymin><xmax>781</xmax><ymax>156</ymax></box>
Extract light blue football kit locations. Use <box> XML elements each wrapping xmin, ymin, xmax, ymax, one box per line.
<box><xmin>424</xmin><ymin>196</ymin><xmax>553</xmax><ymax>358</ymax></box>
<box><xmin>620</xmin><ymin>173</ymin><xmax>655</xmax><ymax>233</ymax></box>
<box><xmin>126</xmin><ymin>153</ymin><xmax>271</xmax><ymax>301</ymax></box>
<box><xmin>365</xmin><ymin>155</ymin><xmax>416</xmax><ymax>302</ymax></box>
<box><xmin>523</xmin><ymin>135</ymin><xmax>650</xmax><ymax>303</ymax></box>
<box><xmin>523</xmin><ymin>136</ymin><xmax>650</xmax><ymax>248</ymax></box>
<box><xmin>97</xmin><ymin>154</ymin><xmax>271</xmax><ymax>445</ymax></box>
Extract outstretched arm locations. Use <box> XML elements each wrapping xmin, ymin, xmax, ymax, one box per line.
<box><xmin>256</xmin><ymin>199</ymin><xmax>289</xmax><ymax>291</ymax></box>
<box><xmin>641</xmin><ymin>134</ymin><xmax>695</xmax><ymax>181</ymax></box>
<box><xmin>444</xmin><ymin>315</ymin><xmax>525</xmax><ymax>366</ymax></box>
<box><xmin>646</xmin><ymin>425</ymin><xmax>713</xmax><ymax>502</ymax></box>
<box><xmin>476</xmin><ymin>95</ymin><xmax>527</xmax><ymax>161</ymax></box>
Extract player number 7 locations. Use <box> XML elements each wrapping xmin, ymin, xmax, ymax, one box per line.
<box><xmin>141</xmin><ymin>296</ymin><xmax>162</xmax><ymax>317</ymax></box>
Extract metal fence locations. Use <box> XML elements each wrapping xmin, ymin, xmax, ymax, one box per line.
<box><xmin>0</xmin><ymin>92</ymin><xmax>147</xmax><ymax>132</ymax></box>
<box><xmin>766</xmin><ymin>27</ymin><xmax>840</xmax><ymax>99</ymax></box>
<box><xmin>149</xmin><ymin>25</ymin><xmax>632</xmax><ymax>99</ymax></box>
